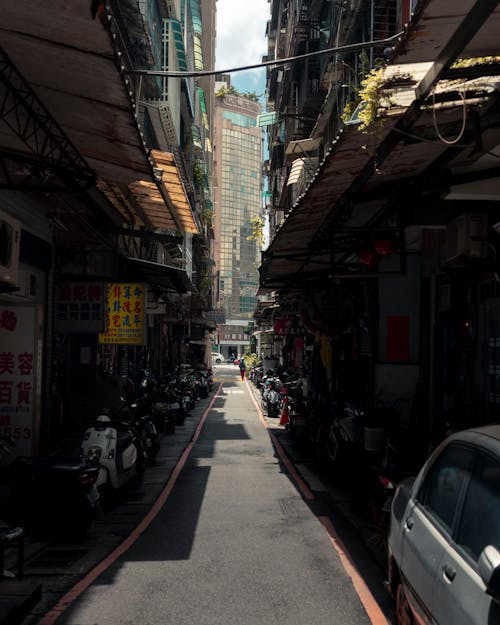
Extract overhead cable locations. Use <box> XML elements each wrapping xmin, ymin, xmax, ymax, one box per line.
<box><xmin>125</xmin><ymin>32</ymin><xmax>404</xmax><ymax>78</ymax></box>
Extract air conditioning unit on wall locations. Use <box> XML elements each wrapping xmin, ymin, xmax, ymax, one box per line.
<box><xmin>0</xmin><ymin>210</ymin><xmax>21</xmax><ymax>287</ymax></box>
<box><xmin>445</xmin><ymin>213</ymin><xmax>488</xmax><ymax>263</ymax></box>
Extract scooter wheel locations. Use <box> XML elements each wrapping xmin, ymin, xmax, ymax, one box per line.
<box><xmin>315</xmin><ymin>426</ymin><xmax>342</xmax><ymax>467</ymax></box>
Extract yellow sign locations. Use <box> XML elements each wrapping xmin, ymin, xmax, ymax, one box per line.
<box><xmin>98</xmin><ymin>283</ymin><xmax>146</xmax><ymax>345</ymax></box>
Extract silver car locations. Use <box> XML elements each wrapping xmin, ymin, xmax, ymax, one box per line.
<box><xmin>388</xmin><ymin>425</ymin><xmax>500</xmax><ymax>625</ymax></box>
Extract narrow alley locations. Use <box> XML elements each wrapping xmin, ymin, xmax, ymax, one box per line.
<box><xmin>27</xmin><ymin>365</ymin><xmax>393</xmax><ymax>625</ymax></box>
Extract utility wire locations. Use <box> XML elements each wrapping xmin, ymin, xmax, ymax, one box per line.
<box><xmin>125</xmin><ymin>32</ymin><xmax>403</xmax><ymax>78</ymax></box>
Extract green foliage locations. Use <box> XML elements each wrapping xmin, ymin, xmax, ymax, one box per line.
<box><xmin>201</xmin><ymin>205</ymin><xmax>213</xmax><ymax>226</ymax></box>
<box><xmin>243</xmin><ymin>91</ymin><xmax>262</xmax><ymax>102</ymax></box>
<box><xmin>341</xmin><ymin>53</ymin><xmax>388</xmax><ymax>131</ymax></box>
<box><xmin>341</xmin><ymin>100</ymin><xmax>357</xmax><ymax>123</ymax></box>
<box><xmin>215</xmin><ymin>86</ymin><xmax>262</xmax><ymax>102</ymax></box>
<box><xmin>247</xmin><ymin>216</ymin><xmax>264</xmax><ymax>245</ymax></box>
<box><xmin>215</xmin><ymin>85</ymin><xmax>239</xmax><ymax>98</ymax></box>
<box><xmin>193</xmin><ymin>161</ymin><xmax>204</xmax><ymax>189</ymax></box>
<box><xmin>451</xmin><ymin>56</ymin><xmax>500</xmax><ymax>68</ymax></box>
<box><xmin>356</xmin><ymin>67</ymin><xmax>386</xmax><ymax>132</ymax></box>
<box><xmin>243</xmin><ymin>352</ymin><xmax>258</xmax><ymax>368</ymax></box>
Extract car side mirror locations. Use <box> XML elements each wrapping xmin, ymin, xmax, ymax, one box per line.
<box><xmin>479</xmin><ymin>545</ymin><xmax>500</xmax><ymax>602</ymax></box>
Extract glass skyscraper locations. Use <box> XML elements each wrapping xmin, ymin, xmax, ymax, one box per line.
<box><xmin>213</xmin><ymin>81</ymin><xmax>263</xmax><ymax>320</ymax></box>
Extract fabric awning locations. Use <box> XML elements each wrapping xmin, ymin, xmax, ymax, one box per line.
<box><xmin>285</xmin><ymin>137</ymin><xmax>321</xmax><ymax>156</ymax></box>
<box><xmin>286</xmin><ymin>159</ymin><xmax>305</xmax><ymax>186</ymax></box>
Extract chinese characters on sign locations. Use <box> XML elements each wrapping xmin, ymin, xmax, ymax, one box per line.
<box><xmin>56</xmin><ymin>282</ymin><xmax>105</xmax><ymax>333</ymax></box>
<box><xmin>99</xmin><ymin>283</ymin><xmax>146</xmax><ymax>345</ymax></box>
<box><xmin>0</xmin><ymin>306</ymin><xmax>36</xmax><ymax>453</ymax></box>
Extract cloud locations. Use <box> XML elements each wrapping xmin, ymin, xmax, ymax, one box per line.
<box><xmin>215</xmin><ymin>0</ymin><xmax>269</xmax><ymax>72</ymax></box>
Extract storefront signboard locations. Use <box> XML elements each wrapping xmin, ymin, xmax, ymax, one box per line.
<box><xmin>55</xmin><ymin>281</ymin><xmax>105</xmax><ymax>332</ymax></box>
<box><xmin>98</xmin><ymin>283</ymin><xmax>146</xmax><ymax>345</ymax></box>
<box><xmin>0</xmin><ymin>305</ymin><xmax>37</xmax><ymax>456</ymax></box>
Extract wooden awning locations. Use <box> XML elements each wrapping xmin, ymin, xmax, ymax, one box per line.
<box><xmin>96</xmin><ymin>151</ymin><xmax>199</xmax><ymax>235</ymax></box>
<box><xmin>151</xmin><ymin>150</ymin><xmax>199</xmax><ymax>234</ymax></box>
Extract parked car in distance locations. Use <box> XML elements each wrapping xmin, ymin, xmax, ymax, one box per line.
<box><xmin>211</xmin><ymin>352</ymin><xmax>225</xmax><ymax>364</ymax></box>
<box><xmin>388</xmin><ymin>424</ymin><xmax>500</xmax><ymax>625</ymax></box>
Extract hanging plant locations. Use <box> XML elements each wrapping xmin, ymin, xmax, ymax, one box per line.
<box><xmin>247</xmin><ymin>216</ymin><xmax>264</xmax><ymax>245</ymax></box>
<box><xmin>201</xmin><ymin>205</ymin><xmax>213</xmax><ymax>226</ymax></box>
<box><xmin>356</xmin><ymin>66</ymin><xmax>386</xmax><ymax>132</ymax></box>
<box><xmin>193</xmin><ymin>161</ymin><xmax>204</xmax><ymax>189</ymax></box>
<box><xmin>451</xmin><ymin>56</ymin><xmax>500</xmax><ymax>68</ymax></box>
<box><xmin>341</xmin><ymin>100</ymin><xmax>358</xmax><ymax>123</ymax></box>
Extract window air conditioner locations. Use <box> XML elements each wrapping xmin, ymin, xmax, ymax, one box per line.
<box><xmin>445</xmin><ymin>213</ymin><xmax>488</xmax><ymax>263</ymax></box>
<box><xmin>0</xmin><ymin>210</ymin><xmax>21</xmax><ymax>287</ymax></box>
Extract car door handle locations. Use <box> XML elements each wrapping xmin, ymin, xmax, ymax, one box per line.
<box><xmin>404</xmin><ymin>517</ymin><xmax>414</xmax><ymax>531</ymax></box>
<box><xmin>442</xmin><ymin>563</ymin><xmax>456</xmax><ymax>582</ymax></box>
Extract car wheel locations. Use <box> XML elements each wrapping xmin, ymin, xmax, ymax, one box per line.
<box><xmin>216</xmin><ymin>358</ymin><xmax>221</xmax><ymax>363</ymax></box>
<box><xmin>396</xmin><ymin>583</ymin><xmax>414</xmax><ymax>625</ymax></box>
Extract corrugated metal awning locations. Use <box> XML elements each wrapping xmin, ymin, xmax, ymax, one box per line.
<box><xmin>125</xmin><ymin>257</ymin><xmax>195</xmax><ymax>294</ymax></box>
<box><xmin>261</xmin><ymin>0</ymin><xmax>500</xmax><ymax>288</ymax></box>
<box><xmin>1</xmin><ymin>3</ymin><xmax>201</xmax><ymax>240</ymax></box>
<box><xmin>1</xmin><ymin>2</ymin><xmax>152</xmax><ymax>186</ymax></box>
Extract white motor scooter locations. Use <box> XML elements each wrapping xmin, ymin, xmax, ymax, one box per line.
<box><xmin>82</xmin><ymin>414</ymin><xmax>142</xmax><ymax>493</ymax></box>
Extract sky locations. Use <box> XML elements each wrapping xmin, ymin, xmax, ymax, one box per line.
<box><xmin>215</xmin><ymin>0</ymin><xmax>269</xmax><ymax>99</ymax></box>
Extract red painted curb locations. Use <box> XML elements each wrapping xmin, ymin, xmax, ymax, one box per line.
<box><xmin>37</xmin><ymin>382</ymin><xmax>224</xmax><ymax>625</ymax></box>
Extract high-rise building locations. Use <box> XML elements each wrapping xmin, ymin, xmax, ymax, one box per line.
<box><xmin>213</xmin><ymin>77</ymin><xmax>263</xmax><ymax>322</ymax></box>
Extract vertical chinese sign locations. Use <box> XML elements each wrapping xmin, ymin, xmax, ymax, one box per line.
<box><xmin>98</xmin><ymin>283</ymin><xmax>146</xmax><ymax>345</ymax></box>
<box><xmin>0</xmin><ymin>305</ymin><xmax>38</xmax><ymax>456</ymax></box>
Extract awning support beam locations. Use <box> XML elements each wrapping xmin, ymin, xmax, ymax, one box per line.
<box><xmin>0</xmin><ymin>46</ymin><xmax>95</xmax><ymax>191</ymax></box>
<box><xmin>415</xmin><ymin>0</ymin><xmax>500</xmax><ymax>103</ymax></box>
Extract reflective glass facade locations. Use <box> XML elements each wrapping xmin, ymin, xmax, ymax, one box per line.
<box><xmin>214</xmin><ymin>95</ymin><xmax>262</xmax><ymax>319</ymax></box>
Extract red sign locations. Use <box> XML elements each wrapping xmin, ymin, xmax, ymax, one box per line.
<box><xmin>386</xmin><ymin>316</ymin><xmax>410</xmax><ymax>362</ymax></box>
<box><xmin>0</xmin><ymin>305</ymin><xmax>37</xmax><ymax>454</ymax></box>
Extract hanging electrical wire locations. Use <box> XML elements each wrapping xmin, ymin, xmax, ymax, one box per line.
<box><xmin>432</xmin><ymin>89</ymin><xmax>468</xmax><ymax>145</ymax></box>
<box><xmin>125</xmin><ymin>32</ymin><xmax>404</xmax><ymax>78</ymax></box>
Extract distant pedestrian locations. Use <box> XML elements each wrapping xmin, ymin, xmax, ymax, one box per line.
<box><xmin>239</xmin><ymin>358</ymin><xmax>246</xmax><ymax>381</ymax></box>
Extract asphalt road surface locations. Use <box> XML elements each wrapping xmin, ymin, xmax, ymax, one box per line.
<box><xmin>42</xmin><ymin>365</ymin><xmax>389</xmax><ymax>625</ymax></box>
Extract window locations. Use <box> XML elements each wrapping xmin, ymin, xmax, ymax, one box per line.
<box><xmin>457</xmin><ymin>453</ymin><xmax>500</xmax><ymax>560</ymax></box>
<box><xmin>418</xmin><ymin>445</ymin><xmax>474</xmax><ymax>533</ymax></box>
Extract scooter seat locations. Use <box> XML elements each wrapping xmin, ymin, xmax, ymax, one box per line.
<box><xmin>116</xmin><ymin>431</ymin><xmax>134</xmax><ymax>452</ymax></box>
<box><xmin>13</xmin><ymin>456</ymin><xmax>89</xmax><ymax>474</ymax></box>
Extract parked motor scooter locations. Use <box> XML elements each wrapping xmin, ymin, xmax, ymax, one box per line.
<box><xmin>81</xmin><ymin>410</ymin><xmax>145</xmax><ymax>497</ymax></box>
<box><xmin>314</xmin><ymin>396</ymin><xmax>368</xmax><ymax>467</ymax></box>
<box><xmin>283</xmin><ymin>379</ymin><xmax>308</xmax><ymax>439</ymax></box>
<box><xmin>262</xmin><ymin>377</ymin><xmax>281</xmax><ymax>418</ymax></box>
<box><xmin>0</xmin><ymin>435</ymin><xmax>100</xmax><ymax>538</ymax></box>
<box><xmin>119</xmin><ymin>399</ymin><xmax>160</xmax><ymax>465</ymax></box>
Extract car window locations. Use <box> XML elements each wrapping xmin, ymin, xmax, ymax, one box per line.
<box><xmin>417</xmin><ymin>445</ymin><xmax>474</xmax><ymax>533</ymax></box>
<box><xmin>456</xmin><ymin>453</ymin><xmax>500</xmax><ymax>561</ymax></box>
